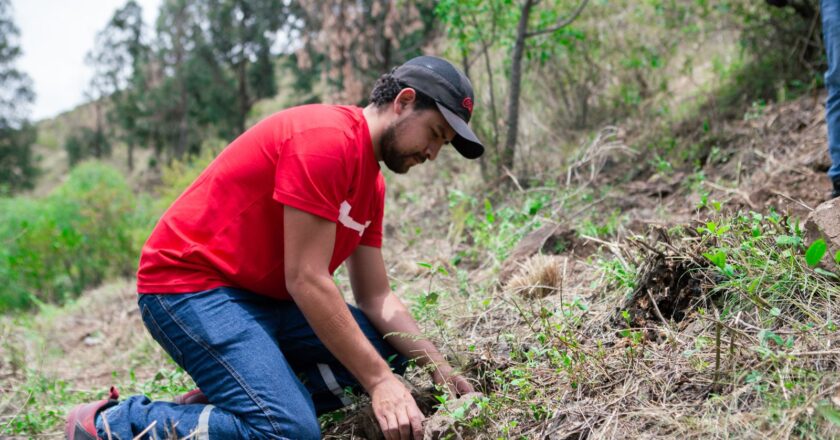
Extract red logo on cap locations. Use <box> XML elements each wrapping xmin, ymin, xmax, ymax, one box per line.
<box><xmin>462</xmin><ymin>97</ymin><xmax>473</xmax><ymax>115</ymax></box>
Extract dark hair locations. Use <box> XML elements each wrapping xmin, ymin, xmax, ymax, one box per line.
<box><xmin>368</xmin><ymin>71</ymin><xmax>437</xmax><ymax>111</ymax></box>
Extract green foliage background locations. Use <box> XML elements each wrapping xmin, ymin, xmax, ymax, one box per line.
<box><xmin>0</xmin><ymin>163</ymin><xmax>139</xmax><ymax>311</ymax></box>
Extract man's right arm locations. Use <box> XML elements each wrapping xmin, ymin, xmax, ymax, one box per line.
<box><xmin>283</xmin><ymin>205</ymin><xmax>424</xmax><ymax>440</ymax></box>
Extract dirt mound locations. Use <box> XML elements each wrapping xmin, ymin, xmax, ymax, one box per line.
<box><xmin>703</xmin><ymin>94</ymin><xmax>830</xmax><ymax>216</ymax></box>
<box><xmin>614</xmin><ymin>228</ymin><xmax>710</xmax><ymax>333</ymax></box>
<box><xmin>589</xmin><ymin>92</ymin><xmax>833</xmax><ymax>233</ymax></box>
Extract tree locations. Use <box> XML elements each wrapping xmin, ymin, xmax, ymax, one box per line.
<box><xmin>503</xmin><ymin>0</ymin><xmax>588</xmax><ymax>176</ymax></box>
<box><xmin>86</xmin><ymin>0</ymin><xmax>152</xmax><ymax>170</ymax></box>
<box><xmin>294</xmin><ymin>0</ymin><xmax>438</xmax><ymax>104</ymax></box>
<box><xmin>0</xmin><ymin>0</ymin><xmax>36</xmax><ymax>193</ymax></box>
<box><xmin>437</xmin><ymin>0</ymin><xmax>589</xmax><ymax>183</ymax></box>
<box><xmin>81</xmin><ymin>66</ymin><xmax>112</xmax><ymax>160</ymax></box>
<box><xmin>201</xmin><ymin>0</ymin><xmax>288</xmax><ymax>133</ymax></box>
<box><xmin>437</xmin><ymin>0</ymin><xmax>513</xmax><ymax>181</ymax></box>
<box><xmin>153</xmin><ymin>0</ymin><xmax>206</xmax><ymax>160</ymax></box>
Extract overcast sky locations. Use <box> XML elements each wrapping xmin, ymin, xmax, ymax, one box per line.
<box><xmin>12</xmin><ymin>0</ymin><xmax>162</xmax><ymax>121</ymax></box>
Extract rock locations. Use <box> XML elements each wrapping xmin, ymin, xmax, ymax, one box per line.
<box><xmin>804</xmin><ymin>199</ymin><xmax>840</xmax><ymax>267</ymax></box>
<box><xmin>624</xmin><ymin>171</ymin><xmax>685</xmax><ymax>198</ymax></box>
<box><xmin>83</xmin><ymin>331</ymin><xmax>103</xmax><ymax>346</ymax></box>
<box><xmin>423</xmin><ymin>392</ymin><xmax>484</xmax><ymax>440</ymax></box>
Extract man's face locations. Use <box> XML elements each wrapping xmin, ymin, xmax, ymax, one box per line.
<box><xmin>380</xmin><ymin>106</ymin><xmax>456</xmax><ymax>174</ymax></box>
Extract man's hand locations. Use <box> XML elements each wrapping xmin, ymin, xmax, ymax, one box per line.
<box><xmin>369</xmin><ymin>375</ymin><xmax>425</xmax><ymax>440</ymax></box>
<box><xmin>431</xmin><ymin>365</ymin><xmax>475</xmax><ymax>397</ymax></box>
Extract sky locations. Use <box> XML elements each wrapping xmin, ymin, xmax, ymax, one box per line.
<box><xmin>12</xmin><ymin>0</ymin><xmax>162</xmax><ymax>121</ymax></box>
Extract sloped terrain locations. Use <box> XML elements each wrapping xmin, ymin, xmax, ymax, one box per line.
<box><xmin>324</xmin><ymin>92</ymin><xmax>840</xmax><ymax>438</ymax></box>
<box><xmin>2</xmin><ymin>92</ymin><xmax>840</xmax><ymax>439</ymax></box>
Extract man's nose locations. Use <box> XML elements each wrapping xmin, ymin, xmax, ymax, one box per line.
<box><xmin>426</xmin><ymin>142</ymin><xmax>443</xmax><ymax>161</ymax></box>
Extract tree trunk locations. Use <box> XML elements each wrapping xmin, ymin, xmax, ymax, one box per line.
<box><xmin>94</xmin><ymin>101</ymin><xmax>104</xmax><ymax>158</ymax></box>
<box><xmin>236</xmin><ymin>6</ymin><xmax>250</xmax><ymax>134</ymax></box>
<box><xmin>482</xmin><ymin>43</ymin><xmax>500</xmax><ymax>150</ymax></box>
<box><xmin>238</xmin><ymin>59</ymin><xmax>248</xmax><ymax>134</ymax></box>
<box><xmin>461</xmin><ymin>48</ymin><xmax>470</xmax><ymax>80</ymax></box>
<box><xmin>174</xmin><ymin>10</ymin><xmax>189</xmax><ymax>160</ymax></box>
<box><xmin>127</xmin><ymin>142</ymin><xmax>134</xmax><ymax>171</ymax></box>
<box><xmin>502</xmin><ymin>0</ymin><xmax>534</xmax><ymax>176</ymax></box>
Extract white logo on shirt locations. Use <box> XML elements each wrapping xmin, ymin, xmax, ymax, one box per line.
<box><xmin>338</xmin><ymin>201</ymin><xmax>370</xmax><ymax>236</ymax></box>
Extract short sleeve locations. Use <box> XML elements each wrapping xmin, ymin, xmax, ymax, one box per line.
<box><xmin>272</xmin><ymin>128</ymin><xmax>352</xmax><ymax>222</ymax></box>
<box><xmin>359</xmin><ymin>174</ymin><xmax>385</xmax><ymax>248</ymax></box>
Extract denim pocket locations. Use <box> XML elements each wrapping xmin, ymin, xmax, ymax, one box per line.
<box><xmin>141</xmin><ymin>303</ymin><xmax>185</xmax><ymax>367</ymax></box>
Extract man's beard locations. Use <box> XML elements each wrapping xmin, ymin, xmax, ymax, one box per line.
<box><xmin>380</xmin><ymin>118</ymin><xmax>424</xmax><ymax>174</ymax></box>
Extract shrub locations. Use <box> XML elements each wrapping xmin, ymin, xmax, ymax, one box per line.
<box><xmin>0</xmin><ymin>162</ymin><xmax>136</xmax><ymax>311</ymax></box>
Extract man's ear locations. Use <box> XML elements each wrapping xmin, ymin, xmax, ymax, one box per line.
<box><xmin>393</xmin><ymin>88</ymin><xmax>417</xmax><ymax>115</ymax></box>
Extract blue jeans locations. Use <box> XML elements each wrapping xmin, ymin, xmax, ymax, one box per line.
<box><xmin>823</xmin><ymin>0</ymin><xmax>840</xmax><ymax>179</ymax></box>
<box><xmin>96</xmin><ymin>287</ymin><xmax>407</xmax><ymax>439</ymax></box>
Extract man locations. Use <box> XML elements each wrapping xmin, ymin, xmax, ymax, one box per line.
<box><xmin>822</xmin><ymin>0</ymin><xmax>840</xmax><ymax>198</ymax></box>
<box><xmin>65</xmin><ymin>55</ymin><xmax>482</xmax><ymax>440</ymax></box>
<box><xmin>766</xmin><ymin>0</ymin><xmax>839</xmax><ymax>197</ymax></box>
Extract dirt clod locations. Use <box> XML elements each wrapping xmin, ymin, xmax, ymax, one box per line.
<box><xmin>805</xmin><ymin>198</ymin><xmax>840</xmax><ymax>266</ymax></box>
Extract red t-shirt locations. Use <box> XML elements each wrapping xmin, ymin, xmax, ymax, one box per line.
<box><xmin>136</xmin><ymin>104</ymin><xmax>385</xmax><ymax>300</ymax></box>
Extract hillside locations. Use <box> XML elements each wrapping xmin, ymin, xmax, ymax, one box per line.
<box><xmin>2</xmin><ymin>88</ymin><xmax>839</xmax><ymax>438</ymax></box>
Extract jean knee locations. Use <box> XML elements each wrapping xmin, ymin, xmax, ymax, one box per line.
<box><xmin>278</xmin><ymin>416</ymin><xmax>320</xmax><ymax>440</ymax></box>
<box><xmin>299</xmin><ymin>416</ymin><xmax>321</xmax><ymax>440</ymax></box>
<box><xmin>248</xmin><ymin>417</ymin><xmax>320</xmax><ymax>440</ymax></box>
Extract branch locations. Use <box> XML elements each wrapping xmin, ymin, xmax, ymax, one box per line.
<box><xmin>525</xmin><ymin>0</ymin><xmax>589</xmax><ymax>38</ymax></box>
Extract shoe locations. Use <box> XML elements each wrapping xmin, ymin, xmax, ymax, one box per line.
<box><xmin>65</xmin><ymin>386</ymin><xmax>120</xmax><ymax>440</ymax></box>
<box><xmin>173</xmin><ymin>388</ymin><xmax>209</xmax><ymax>405</ymax></box>
<box><xmin>833</xmin><ymin>177</ymin><xmax>840</xmax><ymax>199</ymax></box>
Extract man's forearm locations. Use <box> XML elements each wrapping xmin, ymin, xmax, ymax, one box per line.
<box><xmin>358</xmin><ymin>291</ymin><xmax>450</xmax><ymax>372</ymax></box>
<box><xmin>289</xmin><ymin>274</ymin><xmax>393</xmax><ymax>391</ymax></box>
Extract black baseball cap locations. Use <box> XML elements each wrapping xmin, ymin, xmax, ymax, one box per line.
<box><xmin>392</xmin><ymin>56</ymin><xmax>484</xmax><ymax>159</ymax></box>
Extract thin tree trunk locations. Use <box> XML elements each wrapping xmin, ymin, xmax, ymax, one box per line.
<box><xmin>238</xmin><ymin>59</ymin><xmax>248</xmax><ymax>133</ymax></box>
<box><xmin>462</xmin><ymin>48</ymin><xmax>491</xmax><ymax>181</ymax></box>
<box><xmin>482</xmin><ymin>45</ymin><xmax>500</xmax><ymax>149</ymax></box>
<box><xmin>461</xmin><ymin>47</ymin><xmax>470</xmax><ymax>80</ymax></box>
<box><xmin>127</xmin><ymin>142</ymin><xmax>134</xmax><ymax>171</ymax></box>
<box><xmin>502</xmin><ymin>0</ymin><xmax>534</xmax><ymax>176</ymax></box>
<box><xmin>94</xmin><ymin>103</ymin><xmax>102</xmax><ymax>158</ymax></box>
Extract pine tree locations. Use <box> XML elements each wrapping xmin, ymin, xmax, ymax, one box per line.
<box><xmin>0</xmin><ymin>0</ymin><xmax>36</xmax><ymax>194</ymax></box>
<box><xmin>86</xmin><ymin>0</ymin><xmax>151</xmax><ymax>170</ymax></box>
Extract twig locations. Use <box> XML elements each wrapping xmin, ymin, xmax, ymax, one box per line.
<box><xmin>502</xmin><ymin>166</ymin><xmax>524</xmax><ymax>192</ymax></box>
<box><xmin>769</xmin><ymin>190</ymin><xmax>813</xmax><ymax>212</ymax></box>
<box><xmin>132</xmin><ymin>421</ymin><xmax>156</xmax><ymax>440</ymax></box>
<box><xmin>1</xmin><ymin>389</ymin><xmax>32</xmax><ymax>434</ymax></box>
<box><xmin>525</xmin><ymin>0</ymin><xmax>590</xmax><ymax>37</ymax></box>
<box><xmin>714</xmin><ymin>319</ymin><xmax>722</xmax><ymax>391</ymax></box>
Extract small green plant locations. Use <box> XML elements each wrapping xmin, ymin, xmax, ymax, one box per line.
<box><xmin>743</xmin><ymin>99</ymin><xmax>767</xmax><ymax>120</ymax></box>
<box><xmin>804</xmin><ymin>239</ymin><xmax>827</xmax><ymax>268</ymax></box>
<box><xmin>599</xmin><ymin>258</ymin><xmax>637</xmax><ymax>298</ymax></box>
<box><xmin>649</xmin><ymin>154</ymin><xmax>674</xmax><ymax>174</ymax></box>
<box><xmin>447</xmin><ymin>189</ymin><xmax>549</xmax><ymax>266</ymax></box>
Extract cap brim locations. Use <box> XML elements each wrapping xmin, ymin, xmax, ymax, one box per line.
<box><xmin>436</xmin><ymin>103</ymin><xmax>484</xmax><ymax>159</ymax></box>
